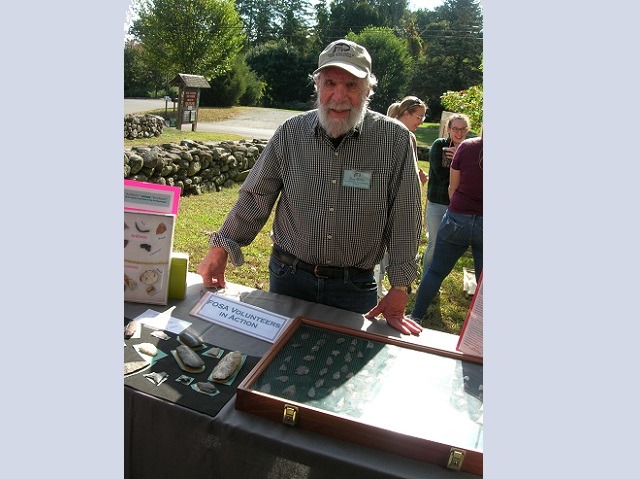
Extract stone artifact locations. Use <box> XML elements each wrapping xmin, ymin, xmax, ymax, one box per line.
<box><xmin>194</xmin><ymin>382</ymin><xmax>218</xmax><ymax>394</ymax></box>
<box><xmin>179</xmin><ymin>330</ymin><xmax>203</xmax><ymax>349</ymax></box>
<box><xmin>150</xmin><ymin>330</ymin><xmax>170</xmax><ymax>340</ymax></box>
<box><xmin>210</xmin><ymin>351</ymin><xmax>243</xmax><ymax>382</ymax></box>
<box><xmin>124</xmin><ymin>360</ymin><xmax>148</xmax><ymax>376</ymax></box>
<box><xmin>138</xmin><ymin>343</ymin><xmax>158</xmax><ymax>357</ymax></box>
<box><xmin>175</xmin><ymin>344</ymin><xmax>205</xmax><ymax>372</ymax></box>
<box><xmin>124</xmin><ymin>320</ymin><xmax>138</xmax><ymax>339</ymax></box>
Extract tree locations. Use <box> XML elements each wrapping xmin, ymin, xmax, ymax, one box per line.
<box><xmin>327</xmin><ymin>0</ymin><xmax>380</xmax><ymax>38</ymax></box>
<box><xmin>325</xmin><ymin>0</ymin><xmax>416</xmax><ymax>40</ymax></box>
<box><xmin>371</xmin><ymin>0</ymin><xmax>409</xmax><ymax>27</ymax></box>
<box><xmin>236</xmin><ymin>0</ymin><xmax>313</xmax><ymax>48</ymax></box>
<box><xmin>124</xmin><ymin>41</ymin><xmax>168</xmax><ymax>98</ymax></box>
<box><xmin>129</xmin><ymin>0</ymin><xmax>245</xmax><ymax>80</ymax></box>
<box><xmin>408</xmin><ymin>0</ymin><xmax>482</xmax><ymax>119</ymax></box>
<box><xmin>245</xmin><ymin>40</ymin><xmax>317</xmax><ymax>108</ymax></box>
<box><xmin>199</xmin><ymin>55</ymin><xmax>265</xmax><ymax>107</ymax></box>
<box><xmin>277</xmin><ymin>0</ymin><xmax>313</xmax><ymax>49</ymax></box>
<box><xmin>310</xmin><ymin>0</ymin><xmax>331</xmax><ymax>51</ymax></box>
<box><xmin>346</xmin><ymin>27</ymin><xmax>412</xmax><ymax>114</ymax></box>
<box><xmin>235</xmin><ymin>0</ymin><xmax>278</xmax><ymax>45</ymax></box>
<box><xmin>124</xmin><ymin>43</ymin><xmax>148</xmax><ymax>97</ymax></box>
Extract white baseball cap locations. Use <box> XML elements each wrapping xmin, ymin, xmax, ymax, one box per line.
<box><xmin>313</xmin><ymin>39</ymin><xmax>372</xmax><ymax>78</ymax></box>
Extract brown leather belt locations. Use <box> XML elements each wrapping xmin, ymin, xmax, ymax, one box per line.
<box><xmin>271</xmin><ymin>246</ymin><xmax>373</xmax><ymax>279</ymax></box>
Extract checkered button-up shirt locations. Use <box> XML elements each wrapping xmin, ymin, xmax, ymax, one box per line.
<box><xmin>209</xmin><ymin>109</ymin><xmax>422</xmax><ymax>287</ymax></box>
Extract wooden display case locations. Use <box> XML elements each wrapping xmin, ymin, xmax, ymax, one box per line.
<box><xmin>237</xmin><ymin>316</ymin><xmax>483</xmax><ymax>475</ymax></box>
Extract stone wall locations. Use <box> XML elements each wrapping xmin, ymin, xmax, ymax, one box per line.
<box><xmin>125</xmin><ymin>114</ymin><xmax>165</xmax><ymax>140</ymax></box>
<box><xmin>124</xmin><ymin>139</ymin><xmax>269</xmax><ymax>196</ymax></box>
<box><xmin>416</xmin><ymin>146</ymin><xmax>429</xmax><ymax>161</ymax></box>
<box><xmin>124</xmin><ymin>115</ymin><xmax>430</xmax><ymax>197</ymax></box>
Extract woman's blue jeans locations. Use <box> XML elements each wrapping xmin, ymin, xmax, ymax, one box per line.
<box><xmin>268</xmin><ymin>254</ymin><xmax>378</xmax><ymax>314</ymax></box>
<box><xmin>422</xmin><ymin>201</ymin><xmax>449</xmax><ymax>272</ymax></box>
<box><xmin>411</xmin><ymin>210</ymin><xmax>483</xmax><ymax>320</ymax></box>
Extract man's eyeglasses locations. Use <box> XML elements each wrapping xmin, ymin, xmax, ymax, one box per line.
<box><xmin>451</xmin><ymin>126</ymin><xmax>468</xmax><ymax>133</ymax></box>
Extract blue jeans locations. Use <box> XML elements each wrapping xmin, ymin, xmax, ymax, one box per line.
<box><xmin>422</xmin><ymin>201</ymin><xmax>449</xmax><ymax>272</ymax></box>
<box><xmin>268</xmin><ymin>254</ymin><xmax>378</xmax><ymax>314</ymax></box>
<box><xmin>411</xmin><ymin>210</ymin><xmax>483</xmax><ymax>321</ymax></box>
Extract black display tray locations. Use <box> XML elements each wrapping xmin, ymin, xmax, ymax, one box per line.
<box><xmin>124</xmin><ymin>319</ymin><xmax>260</xmax><ymax>417</ymax></box>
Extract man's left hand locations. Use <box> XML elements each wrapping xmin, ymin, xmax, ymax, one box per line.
<box><xmin>365</xmin><ymin>288</ymin><xmax>423</xmax><ymax>335</ymax></box>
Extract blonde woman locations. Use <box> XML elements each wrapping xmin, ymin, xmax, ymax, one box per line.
<box><xmin>386</xmin><ymin>96</ymin><xmax>429</xmax><ymax>185</ymax></box>
<box><xmin>375</xmin><ymin>96</ymin><xmax>428</xmax><ymax>298</ymax></box>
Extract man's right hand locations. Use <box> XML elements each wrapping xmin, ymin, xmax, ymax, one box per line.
<box><xmin>197</xmin><ymin>247</ymin><xmax>229</xmax><ymax>288</ymax></box>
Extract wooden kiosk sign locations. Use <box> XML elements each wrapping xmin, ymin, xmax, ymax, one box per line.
<box><xmin>170</xmin><ymin>73</ymin><xmax>210</xmax><ymax>132</ymax></box>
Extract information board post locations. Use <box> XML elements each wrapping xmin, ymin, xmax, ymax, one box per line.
<box><xmin>171</xmin><ymin>73</ymin><xmax>210</xmax><ymax>132</ymax></box>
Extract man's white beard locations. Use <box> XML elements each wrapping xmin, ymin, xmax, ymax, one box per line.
<box><xmin>317</xmin><ymin>100</ymin><xmax>367</xmax><ymax>138</ymax></box>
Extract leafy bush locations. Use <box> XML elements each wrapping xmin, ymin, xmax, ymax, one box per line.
<box><xmin>239</xmin><ymin>76</ymin><xmax>265</xmax><ymax>107</ymax></box>
<box><xmin>440</xmin><ymin>84</ymin><xmax>483</xmax><ymax>131</ymax></box>
<box><xmin>200</xmin><ymin>56</ymin><xmax>265</xmax><ymax>107</ymax></box>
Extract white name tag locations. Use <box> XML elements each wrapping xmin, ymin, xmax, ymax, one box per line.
<box><xmin>342</xmin><ymin>170</ymin><xmax>372</xmax><ymax>189</ymax></box>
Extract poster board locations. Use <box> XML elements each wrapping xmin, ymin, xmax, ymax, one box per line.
<box><xmin>124</xmin><ymin>210</ymin><xmax>175</xmax><ymax>305</ymax></box>
<box><xmin>456</xmin><ymin>271</ymin><xmax>483</xmax><ymax>358</ymax></box>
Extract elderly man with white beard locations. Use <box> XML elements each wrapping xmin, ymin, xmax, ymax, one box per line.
<box><xmin>197</xmin><ymin>39</ymin><xmax>423</xmax><ymax>336</ymax></box>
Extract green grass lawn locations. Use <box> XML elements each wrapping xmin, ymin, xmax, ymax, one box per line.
<box><xmin>414</xmin><ymin>122</ymin><xmax>441</xmax><ymax>147</ymax></box>
<box><xmin>130</xmin><ymin>108</ymin><xmax>474</xmax><ymax>335</ymax></box>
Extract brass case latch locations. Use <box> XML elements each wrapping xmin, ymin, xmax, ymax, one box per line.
<box><xmin>282</xmin><ymin>404</ymin><xmax>299</xmax><ymax>426</ymax></box>
<box><xmin>447</xmin><ymin>447</ymin><xmax>466</xmax><ymax>470</ymax></box>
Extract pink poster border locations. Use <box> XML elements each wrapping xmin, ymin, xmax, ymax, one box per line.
<box><xmin>124</xmin><ymin>180</ymin><xmax>181</xmax><ymax>215</ymax></box>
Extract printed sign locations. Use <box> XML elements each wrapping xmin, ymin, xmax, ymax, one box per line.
<box><xmin>124</xmin><ymin>180</ymin><xmax>181</xmax><ymax>215</ymax></box>
<box><xmin>190</xmin><ymin>292</ymin><xmax>291</xmax><ymax>343</ymax></box>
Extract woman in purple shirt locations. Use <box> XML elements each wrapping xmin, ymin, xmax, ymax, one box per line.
<box><xmin>409</xmin><ymin>134</ymin><xmax>483</xmax><ymax>323</ymax></box>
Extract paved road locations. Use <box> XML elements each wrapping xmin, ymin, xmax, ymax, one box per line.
<box><xmin>124</xmin><ymin>99</ymin><xmax>300</xmax><ymax>139</ymax></box>
<box><xmin>195</xmin><ymin>107</ymin><xmax>299</xmax><ymax>139</ymax></box>
<box><xmin>124</xmin><ymin>98</ymin><xmax>169</xmax><ymax>115</ymax></box>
